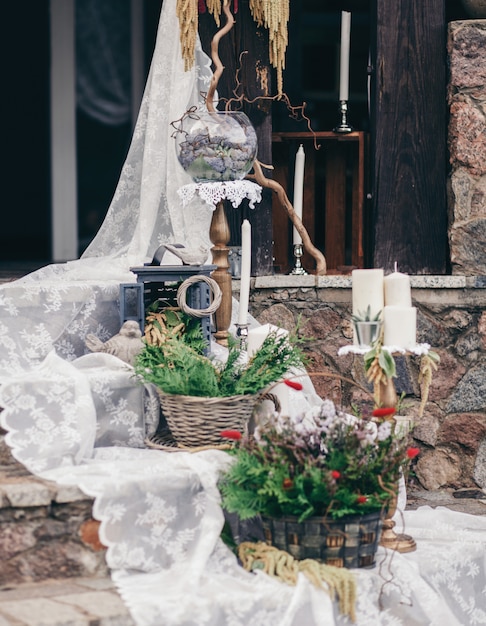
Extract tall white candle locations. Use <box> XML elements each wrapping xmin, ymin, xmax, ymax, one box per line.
<box><xmin>339</xmin><ymin>11</ymin><xmax>351</xmax><ymax>102</ymax></box>
<box><xmin>384</xmin><ymin>269</ymin><xmax>412</xmax><ymax>308</ymax></box>
<box><xmin>238</xmin><ymin>219</ymin><xmax>251</xmax><ymax>326</ymax></box>
<box><xmin>383</xmin><ymin>306</ymin><xmax>417</xmax><ymax>349</ymax></box>
<box><xmin>293</xmin><ymin>145</ymin><xmax>305</xmax><ymax>246</ymax></box>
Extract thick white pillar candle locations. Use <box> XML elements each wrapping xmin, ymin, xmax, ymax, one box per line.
<box><xmin>352</xmin><ymin>269</ymin><xmax>384</xmax><ymax>345</ymax></box>
<box><xmin>351</xmin><ymin>269</ymin><xmax>384</xmax><ymax>320</ymax></box>
<box><xmin>384</xmin><ymin>270</ymin><xmax>412</xmax><ymax>307</ymax></box>
<box><xmin>247</xmin><ymin>325</ymin><xmax>272</xmax><ymax>357</ymax></box>
<box><xmin>238</xmin><ymin>219</ymin><xmax>251</xmax><ymax>326</ymax></box>
<box><xmin>293</xmin><ymin>145</ymin><xmax>305</xmax><ymax>246</ymax></box>
<box><xmin>248</xmin><ymin>324</ymin><xmax>289</xmax><ymax>415</ymax></box>
<box><xmin>383</xmin><ymin>306</ymin><xmax>417</xmax><ymax>349</ymax></box>
<box><xmin>339</xmin><ymin>11</ymin><xmax>351</xmax><ymax>102</ymax></box>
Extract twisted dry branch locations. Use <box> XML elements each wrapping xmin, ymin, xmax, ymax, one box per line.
<box><xmin>248</xmin><ymin>161</ymin><xmax>327</xmax><ymax>275</ymax></box>
<box><xmin>206</xmin><ymin>1</ymin><xmax>235</xmax><ymax>112</ymax></box>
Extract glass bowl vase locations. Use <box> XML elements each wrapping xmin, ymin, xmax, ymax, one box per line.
<box><xmin>175</xmin><ymin>109</ymin><xmax>258</xmax><ymax>183</ymax></box>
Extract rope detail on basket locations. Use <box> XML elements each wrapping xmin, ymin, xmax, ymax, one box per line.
<box><xmin>176</xmin><ymin>275</ymin><xmax>222</xmax><ymax>318</ymax></box>
<box><xmin>238</xmin><ymin>542</ymin><xmax>357</xmax><ymax>622</ymax></box>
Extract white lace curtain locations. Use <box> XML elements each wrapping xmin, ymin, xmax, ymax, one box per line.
<box><xmin>0</xmin><ymin>0</ymin><xmax>218</xmax><ymax>466</ymax></box>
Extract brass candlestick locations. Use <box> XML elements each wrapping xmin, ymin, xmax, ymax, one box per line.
<box><xmin>290</xmin><ymin>243</ymin><xmax>307</xmax><ymax>275</ymax></box>
<box><xmin>236</xmin><ymin>323</ymin><xmax>249</xmax><ymax>352</ymax></box>
<box><xmin>378</xmin><ymin>390</ymin><xmax>416</xmax><ymax>555</ymax></box>
<box><xmin>380</xmin><ymin>468</ymin><xmax>417</xmax><ymax>554</ymax></box>
<box><xmin>333</xmin><ymin>100</ymin><xmax>353</xmax><ymax>134</ymax></box>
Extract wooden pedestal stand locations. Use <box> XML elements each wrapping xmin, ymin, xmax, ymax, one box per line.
<box><xmin>177</xmin><ymin>181</ymin><xmax>263</xmax><ymax>347</ymax></box>
<box><xmin>209</xmin><ymin>200</ymin><xmax>232</xmax><ymax>345</ymax></box>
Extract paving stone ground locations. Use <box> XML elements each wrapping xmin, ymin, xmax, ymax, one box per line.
<box><xmin>0</xmin><ymin>577</ymin><xmax>135</xmax><ymax>626</ymax></box>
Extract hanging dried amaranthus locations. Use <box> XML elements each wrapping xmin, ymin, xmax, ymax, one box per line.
<box><xmin>177</xmin><ymin>0</ymin><xmax>236</xmax><ymax>71</ymax></box>
<box><xmin>177</xmin><ymin>0</ymin><xmax>289</xmax><ymax>95</ymax></box>
<box><xmin>249</xmin><ymin>0</ymin><xmax>289</xmax><ymax>95</ymax></box>
<box><xmin>205</xmin><ymin>0</ymin><xmax>223</xmax><ymax>26</ymax></box>
<box><xmin>177</xmin><ymin>0</ymin><xmax>199</xmax><ymax>71</ymax></box>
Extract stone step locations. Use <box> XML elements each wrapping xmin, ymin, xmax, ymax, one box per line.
<box><xmin>0</xmin><ymin>465</ymin><xmax>108</xmax><ymax>586</ymax></box>
<box><xmin>0</xmin><ymin>428</ymin><xmax>27</xmax><ymax>474</ymax></box>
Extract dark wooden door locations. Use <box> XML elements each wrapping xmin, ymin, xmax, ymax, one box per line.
<box><xmin>370</xmin><ymin>0</ymin><xmax>448</xmax><ymax>274</ymax></box>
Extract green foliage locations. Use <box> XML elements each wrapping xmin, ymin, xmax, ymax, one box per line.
<box><xmin>219</xmin><ymin>402</ymin><xmax>412</xmax><ymax>522</ymax></box>
<box><xmin>364</xmin><ymin>343</ymin><xmax>396</xmax><ymax>379</ymax></box>
<box><xmin>427</xmin><ymin>350</ymin><xmax>441</xmax><ymax>365</ymax></box>
<box><xmin>351</xmin><ymin>305</ymin><xmax>382</xmax><ymax>323</ymax></box>
<box><xmin>134</xmin><ymin>327</ymin><xmax>306</xmax><ymax>398</ymax></box>
<box><xmin>229</xmin><ymin>330</ymin><xmax>307</xmax><ymax>395</ymax></box>
<box><xmin>134</xmin><ymin>340</ymin><xmax>220</xmax><ymax>396</ymax></box>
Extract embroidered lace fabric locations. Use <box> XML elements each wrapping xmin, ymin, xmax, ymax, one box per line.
<box><xmin>1</xmin><ymin>1</ymin><xmax>486</xmax><ymax>624</ymax></box>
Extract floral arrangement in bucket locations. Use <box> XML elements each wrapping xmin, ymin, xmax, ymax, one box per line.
<box><xmin>219</xmin><ymin>397</ymin><xmax>419</xmax><ymax>523</ymax></box>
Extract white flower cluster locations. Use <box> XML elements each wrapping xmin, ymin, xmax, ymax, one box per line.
<box><xmin>253</xmin><ymin>397</ymin><xmax>394</xmax><ymax>456</ymax></box>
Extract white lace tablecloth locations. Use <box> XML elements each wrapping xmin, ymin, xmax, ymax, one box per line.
<box><xmin>29</xmin><ymin>448</ymin><xmax>486</xmax><ymax>626</ymax></box>
<box><xmin>2</xmin><ymin>0</ymin><xmax>483</xmax><ymax>616</ymax></box>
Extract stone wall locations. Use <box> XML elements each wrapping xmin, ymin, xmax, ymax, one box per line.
<box><xmin>0</xmin><ymin>427</ymin><xmax>108</xmax><ymax>585</ymax></box>
<box><xmin>245</xmin><ymin>274</ymin><xmax>486</xmax><ymax>493</ymax></box>
<box><xmin>448</xmin><ymin>20</ymin><xmax>486</xmax><ymax>274</ymax></box>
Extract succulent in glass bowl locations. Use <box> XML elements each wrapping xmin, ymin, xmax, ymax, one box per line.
<box><xmin>174</xmin><ymin>108</ymin><xmax>258</xmax><ymax>183</ymax></box>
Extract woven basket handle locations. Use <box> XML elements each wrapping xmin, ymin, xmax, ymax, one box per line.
<box><xmin>257</xmin><ymin>391</ymin><xmax>281</xmax><ymax>415</ymax></box>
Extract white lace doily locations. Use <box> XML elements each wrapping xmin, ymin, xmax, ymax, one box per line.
<box><xmin>177</xmin><ymin>180</ymin><xmax>262</xmax><ymax>209</ymax></box>
<box><xmin>338</xmin><ymin>343</ymin><xmax>432</xmax><ymax>356</ymax></box>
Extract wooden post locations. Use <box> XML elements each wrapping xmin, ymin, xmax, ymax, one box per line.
<box><xmin>209</xmin><ymin>201</ymin><xmax>232</xmax><ymax>345</ymax></box>
<box><xmin>370</xmin><ymin>0</ymin><xmax>447</xmax><ymax>273</ymax></box>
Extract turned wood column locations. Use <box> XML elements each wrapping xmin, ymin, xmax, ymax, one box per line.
<box><xmin>209</xmin><ymin>200</ymin><xmax>232</xmax><ymax>345</ymax></box>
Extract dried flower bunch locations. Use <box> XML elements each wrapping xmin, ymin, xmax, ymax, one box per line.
<box><xmin>177</xmin><ymin>0</ymin><xmax>289</xmax><ymax>94</ymax></box>
<box><xmin>362</xmin><ymin>335</ymin><xmax>440</xmax><ymax>414</ymax></box>
<box><xmin>219</xmin><ymin>400</ymin><xmax>419</xmax><ymax>521</ymax></box>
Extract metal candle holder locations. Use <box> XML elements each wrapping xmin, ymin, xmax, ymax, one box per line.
<box><xmin>333</xmin><ymin>100</ymin><xmax>353</xmax><ymax>134</ymax></box>
<box><xmin>236</xmin><ymin>323</ymin><xmax>249</xmax><ymax>351</ymax></box>
<box><xmin>290</xmin><ymin>243</ymin><xmax>308</xmax><ymax>275</ymax></box>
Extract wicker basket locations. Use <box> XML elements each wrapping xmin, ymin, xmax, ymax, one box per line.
<box><xmin>157</xmin><ymin>392</ymin><xmax>259</xmax><ymax>448</ymax></box>
<box><xmin>261</xmin><ymin>511</ymin><xmax>383</xmax><ymax>569</ymax></box>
